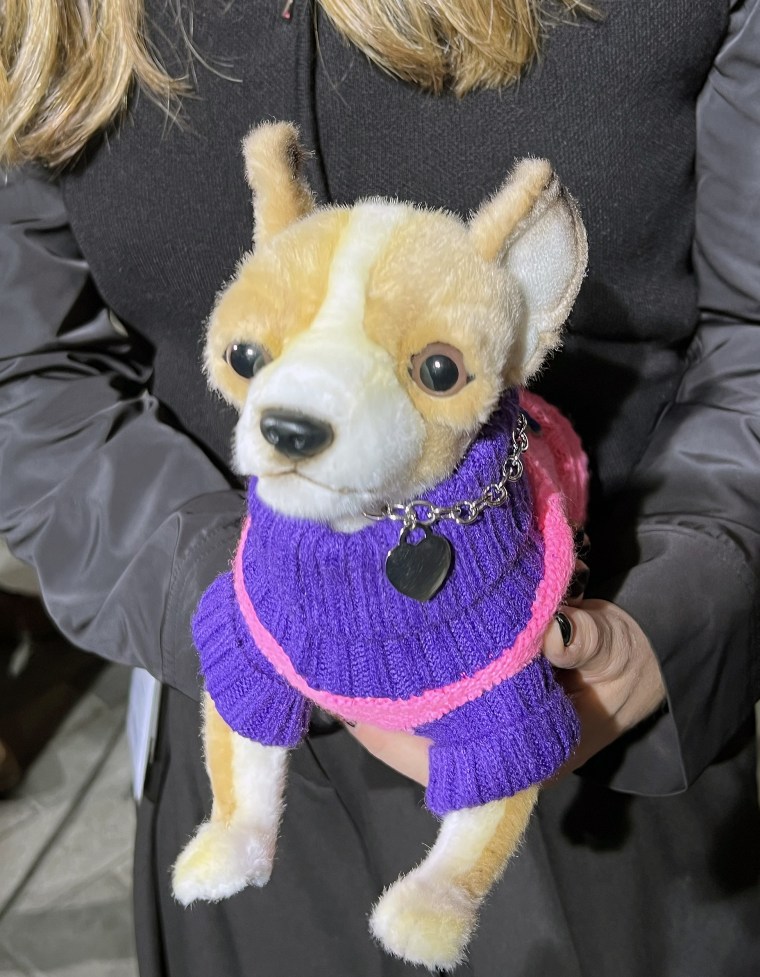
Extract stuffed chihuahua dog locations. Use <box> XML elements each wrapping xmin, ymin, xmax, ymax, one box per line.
<box><xmin>172</xmin><ymin>122</ymin><xmax>589</xmax><ymax>970</ymax></box>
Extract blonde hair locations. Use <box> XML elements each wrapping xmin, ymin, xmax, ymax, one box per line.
<box><xmin>0</xmin><ymin>0</ymin><xmax>182</xmax><ymax>168</ymax></box>
<box><xmin>1</xmin><ymin>0</ymin><xmax>593</xmax><ymax>168</ymax></box>
<box><xmin>319</xmin><ymin>0</ymin><xmax>594</xmax><ymax>95</ymax></box>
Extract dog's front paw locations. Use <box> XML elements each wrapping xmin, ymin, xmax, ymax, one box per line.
<box><xmin>370</xmin><ymin>872</ymin><xmax>477</xmax><ymax>971</ymax></box>
<box><xmin>172</xmin><ymin>820</ymin><xmax>275</xmax><ymax>905</ymax></box>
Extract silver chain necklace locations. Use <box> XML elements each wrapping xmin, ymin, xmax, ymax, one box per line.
<box><xmin>365</xmin><ymin>412</ymin><xmax>530</xmax><ymax>602</ymax></box>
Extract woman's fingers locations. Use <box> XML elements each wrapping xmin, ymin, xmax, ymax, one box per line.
<box><xmin>544</xmin><ymin>600</ymin><xmax>667</xmax><ymax>770</ymax></box>
<box><xmin>345</xmin><ymin>599</ymin><xmax>667</xmax><ymax>788</ymax></box>
<box><xmin>544</xmin><ymin>602</ymin><xmax>619</xmax><ymax>679</ymax></box>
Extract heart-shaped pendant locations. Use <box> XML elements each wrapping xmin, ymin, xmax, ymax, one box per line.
<box><xmin>385</xmin><ymin>526</ymin><xmax>452</xmax><ymax>602</ymax></box>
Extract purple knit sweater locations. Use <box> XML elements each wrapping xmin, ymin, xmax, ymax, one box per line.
<box><xmin>194</xmin><ymin>394</ymin><xmax>581</xmax><ymax>813</ymax></box>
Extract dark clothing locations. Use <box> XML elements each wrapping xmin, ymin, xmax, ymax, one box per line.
<box><xmin>1</xmin><ymin>0</ymin><xmax>759</xmax><ymax>974</ymax></box>
<box><xmin>137</xmin><ymin>697</ymin><xmax>760</xmax><ymax>977</ymax></box>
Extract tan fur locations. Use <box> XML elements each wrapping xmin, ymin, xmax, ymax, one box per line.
<box><xmin>206</xmin><ymin>208</ymin><xmax>351</xmax><ymax>410</ymax></box>
<box><xmin>364</xmin><ymin>209</ymin><xmax>520</xmax><ymax>489</ymax></box>
<box><xmin>179</xmin><ymin>123</ymin><xmax>588</xmax><ymax>966</ymax></box>
<box><xmin>208</xmin><ymin>196</ymin><xmax>521</xmax><ymax>494</ymax></box>
<box><xmin>453</xmin><ymin>787</ymin><xmax>539</xmax><ymax>901</ymax></box>
<box><xmin>173</xmin><ymin>701</ymin><xmax>289</xmax><ymax>904</ymax></box>
<box><xmin>209</xmin><ymin>127</ymin><xmax>586</xmax><ymax>445</ymax></box>
<box><xmin>370</xmin><ymin>788</ymin><xmax>539</xmax><ymax>968</ymax></box>
<box><xmin>206</xmin><ymin>144</ymin><xmax>585</xmax><ymax>490</ymax></box>
<box><xmin>206</xmin><ymin>126</ymin><xmax>586</xmax><ymax>508</ymax></box>
<box><xmin>203</xmin><ymin>692</ymin><xmax>237</xmax><ymax>824</ymax></box>
<box><xmin>468</xmin><ymin>158</ymin><xmax>554</xmax><ymax>263</ymax></box>
<box><xmin>243</xmin><ymin>122</ymin><xmax>317</xmax><ymax>247</ymax></box>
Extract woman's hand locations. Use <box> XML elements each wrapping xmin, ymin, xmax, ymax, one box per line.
<box><xmin>345</xmin><ymin>599</ymin><xmax>667</xmax><ymax>786</ymax></box>
<box><xmin>346</xmin><ymin>719</ymin><xmax>433</xmax><ymax>786</ymax></box>
<box><xmin>543</xmin><ymin>599</ymin><xmax>666</xmax><ymax>772</ymax></box>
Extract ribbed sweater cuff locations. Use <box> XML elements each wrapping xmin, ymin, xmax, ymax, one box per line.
<box><xmin>193</xmin><ymin>572</ymin><xmax>311</xmax><ymax>747</ymax></box>
<box><xmin>425</xmin><ymin>667</ymin><xmax>579</xmax><ymax>814</ymax></box>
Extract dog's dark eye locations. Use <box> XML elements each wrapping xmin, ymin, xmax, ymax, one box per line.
<box><xmin>410</xmin><ymin>344</ymin><xmax>470</xmax><ymax>397</ymax></box>
<box><xmin>224</xmin><ymin>343</ymin><xmax>271</xmax><ymax>379</ymax></box>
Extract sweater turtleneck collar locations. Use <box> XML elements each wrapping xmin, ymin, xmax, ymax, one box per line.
<box><xmin>239</xmin><ymin>391</ymin><xmax>547</xmax><ymax>701</ymax></box>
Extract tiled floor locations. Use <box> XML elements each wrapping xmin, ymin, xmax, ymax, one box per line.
<box><xmin>0</xmin><ymin>665</ymin><xmax>138</xmax><ymax>977</ymax></box>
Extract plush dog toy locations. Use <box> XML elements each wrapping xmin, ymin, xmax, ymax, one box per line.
<box><xmin>172</xmin><ymin>122</ymin><xmax>589</xmax><ymax>970</ymax></box>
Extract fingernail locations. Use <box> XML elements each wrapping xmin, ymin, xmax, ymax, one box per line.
<box><xmin>555</xmin><ymin>612</ymin><xmax>573</xmax><ymax>646</ymax></box>
<box><xmin>568</xmin><ymin>567</ymin><xmax>590</xmax><ymax>599</ymax></box>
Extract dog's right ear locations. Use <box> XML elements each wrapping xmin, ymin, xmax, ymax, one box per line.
<box><xmin>242</xmin><ymin>122</ymin><xmax>316</xmax><ymax>247</ymax></box>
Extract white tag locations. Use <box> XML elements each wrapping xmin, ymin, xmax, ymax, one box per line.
<box><xmin>126</xmin><ymin>668</ymin><xmax>162</xmax><ymax>802</ymax></box>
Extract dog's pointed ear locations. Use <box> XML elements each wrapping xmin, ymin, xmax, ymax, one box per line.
<box><xmin>242</xmin><ymin>122</ymin><xmax>316</xmax><ymax>247</ymax></box>
<box><xmin>469</xmin><ymin>159</ymin><xmax>587</xmax><ymax>383</ymax></box>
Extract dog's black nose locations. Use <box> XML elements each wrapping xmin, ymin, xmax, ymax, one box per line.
<box><xmin>260</xmin><ymin>411</ymin><xmax>334</xmax><ymax>459</ymax></box>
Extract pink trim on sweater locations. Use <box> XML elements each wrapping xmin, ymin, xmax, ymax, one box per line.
<box><xmin>519</xmin><ymin>390</ymin><xmax>588</xmax><ymax>526</ymax></box>
<box><xmin>233</xmin><ymin>394</ymin><xmax>585</xmax><ymax>731</ymax></box>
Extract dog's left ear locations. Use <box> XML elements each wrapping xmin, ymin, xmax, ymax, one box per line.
<box><xmin>242</xmin><ymin>122</ymin><xmax>316</xmax><ymax>248</ymax></box>
<box><xmin>469</xmin><ymin>159</ymin><xmax>588</xmax><ymax>383</ymax></box>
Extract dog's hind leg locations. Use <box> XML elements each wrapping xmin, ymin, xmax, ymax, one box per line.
<box><xmin>370</xmin><ymin>786</ymin><xmax>539</xmax><ymax>970</ymax></box>
<box><xmin>172</xmin><ymin>693</ymin><xmax>289</xmax><ymax>904</ymax></box>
